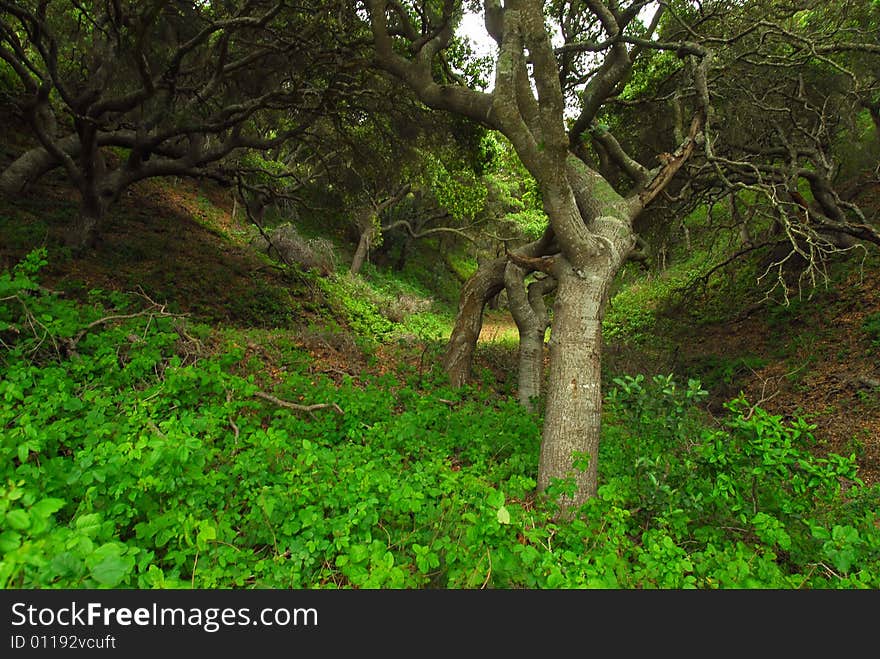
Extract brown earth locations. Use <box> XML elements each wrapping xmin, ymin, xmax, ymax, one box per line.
<box><xmin>681</xmin><ymin>270</ymin><xmax>880</xmax><ymax>488</ymax></box>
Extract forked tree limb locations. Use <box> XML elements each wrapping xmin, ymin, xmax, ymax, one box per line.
<box><xmin>505</xmin><ymin>247</ymin><xmax>558</xmax><ymax>275</ymax></box>
<box><xmin>639</xmin><ymin>113</ymin><xmax>704</xmax><ymax>207</ymax></box>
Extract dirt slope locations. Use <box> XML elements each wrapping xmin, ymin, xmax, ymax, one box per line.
<box><xmin>684</xmin><ymin>269</ymin><xmax>880</xmax><ymax>487</ymax></box>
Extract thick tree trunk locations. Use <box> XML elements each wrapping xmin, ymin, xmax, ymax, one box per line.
<box><xmin>65</xmin><ymin>202</ymin><xmax>104</xmax><ymax>251</ymax></box>
<box><xmin>537</xmin><ymin>262</ymin><xmax>613</xmax><ymax>507</ymax></box>
<box><xmin>62</xmin><ymin>137</ymin><xmax>111</xmax><ymax>251</ymax></box>
<box><xmin>536</xmin><ymin>165</ymin><xmax>635</xmax><ymax>507</ymax></box>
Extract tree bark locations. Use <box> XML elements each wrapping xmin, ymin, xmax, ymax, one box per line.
<box><xmin>350</xmin><ymin>221</ymin><xmax>375</xmax><ymax>275</ymax></box>
<box><xmin>505</xmin><ymin>262</ymin><xmax>555</xmax><ymax>410</ymax></box>
<box><xmin>540</xmin><ymin>163</ymin><xmax>637</xmax><ymax>507</ymax></box>
<box><xmin>442</xmin><ymin>231</ymin><xmax>553</xmax><ymax>388</ymax></box>
<box><xmin>61</xmin><ymin>128</ymin><xmax>111</xmax><ymax>251</ymax></box>
<box><xmin>66</xmin><ymin>199</ymin><xmax>105</xmax><ymax>251</ymax></box>
<box><xmin>538</xmin><ymin>259</ymin><xmax>614</xmax><ymax>507</ymax></box>
<box><xmin>0</xmin><ymin>134</ymin><xmax>83</xmax><ymax>195</ymax></box>
<box><xmin>442</xmin><ymin>255</ymin><xmax>508</xmax><ymax>388</ymax></box>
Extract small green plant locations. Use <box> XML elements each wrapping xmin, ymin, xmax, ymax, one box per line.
<box><xmin>862</xmin><ymin>312</ymin><xmax>880</xmax><ymax>347</ymax></box>
<box><xmin>228</xmin><ymin>278</ymin><xmax>297</xmax><ymax>328</ymax></box>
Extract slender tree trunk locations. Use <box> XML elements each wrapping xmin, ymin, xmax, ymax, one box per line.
<box><xmin>350</xmin><ymin>222</ymin><xmax>375</xmax><ymax>275</ymax></box>
<box><xmin>442</xmin><ymin>232</ymin><xmax>554</xmax><ymax>388</ymax></box>
<box><xmin>442</xmin><ymin>255</ymin><xmax>507</xmax><ymax>388</ymax></box>
<box><xmin>681</xmin><ymin>220</ymin><xmax>691</xmax><ymax>252</ymax></box>
<box><xmin>350</xmin><ymin>186</ymin><xmax>410</xmax><ymax>275</ymax></box>
<box><xmin>517</xmin><ymin>326</ymin><xmax>545</xmax><ymax>409</ymax></box>
<box><xmin>866</xmin><ymin>102</ymin><xmax>880</xmax><ymax>143</ymax></box>
<box><xmin>731</xmin><ymin>193</ymin><xmax>753</xmax><ymax>248</ymax></box>
<box><xmin>505</xmin><ymin>262</ymin><xmax>554</xmax><ymax>410</ymax></box>
<box><xmin>394</xmin><ymin>235</ymin><xmax>411</xmax><ymax>271</ymax></box>
<box><xmin>538</xmin><ymin>261</ymin><xmax>613</xmax><ymax>507</ymax></box>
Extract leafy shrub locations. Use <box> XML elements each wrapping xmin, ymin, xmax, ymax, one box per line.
<box><xmin>251</xmin><ymin>223</ymin><xmax>336</xmax><ymax>275</ymax></box>
<box><xmin>862</xmin><ymin>312</ymin><xmax>880</xmax><ymax>347</ymax></box>
<box><xmin>380</xmin><ymin>293</ymin><xmax>433</xmax><ymax>323</ymax></box>
<box><xmin>599</xmin><ymin>374</ymin><xmax>879</xmax><ymax>587</ymax></box>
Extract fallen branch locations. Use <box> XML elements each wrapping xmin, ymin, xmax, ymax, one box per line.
<box><xmin>71</xmin><ymin>308</ymin><xmax>163</xmax><ymax>346</ymax></box>
<box><xmin>253</xmin><ymin>390</ymin><xmax>343</xmax><ymax>415</ymax></box>
<box><xmin>68</xmin><ymin>288</ymin><xmax>187</xmax><ymax>349</ymax></box>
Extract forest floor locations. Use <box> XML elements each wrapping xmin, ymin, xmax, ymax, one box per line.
<box><xmin>3</xmin><ymin>148</ymin><xmax>880</xmax><ymax>489</ymax></box>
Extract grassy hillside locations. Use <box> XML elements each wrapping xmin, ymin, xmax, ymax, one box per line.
<box><xmin>601</xmin><ymin>226</ymin><xmax>880</xmax><ymax>489</ymax></box>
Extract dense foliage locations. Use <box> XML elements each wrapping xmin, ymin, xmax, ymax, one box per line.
<box><xmin>3</xmin><ymin>252</ymin><xmax>878</xmax><ymax>589</ymax></box>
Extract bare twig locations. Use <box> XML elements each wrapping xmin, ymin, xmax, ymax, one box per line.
<box><xmin>480</xmin><ymin>547</ymin><xmax>492</xmax><ymax>590</ymax></box>
<box><xmin>191</xmin><ymin>549</ymin><xmax>199</xmax><ymax>589</ymax></box>
<box><xmin>68</xmin><ymin>288</ymin><xmax>187</xmax><ymax>349</ymax></box>
<box><xmin>742</xmin><ymin>363</ymin><xmax>808</xmax><ymax>420</ymax></box>
<box><xmin>70</xmin><ymin>308</ymin><xmax>163</xmax><ymax>346</ymax></box>
<box><xmin>226</xmin><ymin>390</ymin><xmax>240</xmax><ymax>445</ymax></box>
